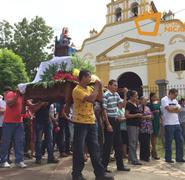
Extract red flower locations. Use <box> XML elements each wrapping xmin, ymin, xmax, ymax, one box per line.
<box><xmin>52</xmin><ymin>71</ymin><xmax>78</xmax><ymax>82</ymax></box>
<box><xmin>64</xmin><ymin>73</ymin><xmax>73</xmax><ymax>80</ymax></box>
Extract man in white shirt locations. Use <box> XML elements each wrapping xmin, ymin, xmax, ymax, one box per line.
<box><xmin>161</xmin><ymin>88</ymin><xmax>184</xmax><ymax>163</ymax></box>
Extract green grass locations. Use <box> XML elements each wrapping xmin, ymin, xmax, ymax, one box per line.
<box><xmin>157</xmin><ymin>137</ymin><xmax>165</xmax><ymax>158</ymax></box>
<box><xmin>157</xmin><ymin>137</ymin><xmax>184</xmax><ymax>159</ymax></box>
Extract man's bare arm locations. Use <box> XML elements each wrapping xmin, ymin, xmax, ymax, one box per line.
<box><xmin>0</xmin><ymin>107</ymin><xmax>5</xmax><ymax>115</ymax></box>
<box><xmin>165</xmin><ymin>106</ymin><xmax>181</xmax><ymax>113</ymax></box>
<box><xmin>102</xmin><ymin>109</ymin><xmax>113</xmax><ymax>132</ymax></box>
<box><xmin>83</xmin><ymin>81</ymin><xmax>101</xmax><ymax>103</ymax></box>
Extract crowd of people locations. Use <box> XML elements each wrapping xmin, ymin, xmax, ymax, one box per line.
<box><xmin>0</xmin><ymin>70</ymin><xmax>185</xmax><ymax>180</ymax></box>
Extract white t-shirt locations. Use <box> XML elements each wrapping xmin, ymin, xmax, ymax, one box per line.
<box><xmin>0</xmin><ymin>100</ymin><xmax>6</xmax><ymax>127</ymax></box>
<box><xmin>161</xmin><ymin>96</ymin><xmax>180</xmax><ymax>126</ymax></box>
<box><xmin>49</xmin><ymin>103</ymin><xmax>57</xmax><ymax>121</ymax></box>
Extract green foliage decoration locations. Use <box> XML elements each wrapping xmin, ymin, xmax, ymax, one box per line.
<box><xmin>40</xmin><ymin>64</ymin><xmax>58</xmax><ymax>82</ymax></box>
<box><xmin>71</xmin><ymin>55</ymin><xmax>95</xmax><ymax>74</ymax></box>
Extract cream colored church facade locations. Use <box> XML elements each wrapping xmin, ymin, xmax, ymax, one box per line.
<box><xmin>77</xmin><ymin>0</ymin><xmax>185</xmax><ymax>92</ymax></box>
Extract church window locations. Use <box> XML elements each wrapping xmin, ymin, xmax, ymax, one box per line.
<box><xmin>115</xmin><ymin>7</ymin><xmax>122</xmax><ymax>21</ymax></box>
<box><xmin>131</xmin><ymin>2</ymin><xmax>139</xmax><ymax>17</ymax></box>
<box><xmin>174</xmin><ymin>54</ymin><xmax>185</xmax><ymax>71</ymax></box>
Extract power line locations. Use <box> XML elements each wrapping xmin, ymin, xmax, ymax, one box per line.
<box><xmin>83</xmin><ymin>8</ymin><xmax>185</xmax><ymax>47</ymax></box>
<box><xmin>174</xmin><ymin>8</ymin><xmax>185</xmax><ymax>14</ymax></box>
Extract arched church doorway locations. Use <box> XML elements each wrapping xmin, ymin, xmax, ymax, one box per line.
<box><xmin>117</xmin><ymin>72</ymin><xmax>143</xmax><ymax>97</ymax></box>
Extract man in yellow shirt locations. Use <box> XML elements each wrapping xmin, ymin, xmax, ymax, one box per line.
<box><xmin>72</xmin><ymin>70</ymin><xmax>114</xmax><ymax>180</ymax></box>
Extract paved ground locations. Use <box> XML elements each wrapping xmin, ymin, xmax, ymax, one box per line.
<box><xmin>1</xmin><ymin>156</ymin><xmax>185</xmax><ymax>180</ymax></box>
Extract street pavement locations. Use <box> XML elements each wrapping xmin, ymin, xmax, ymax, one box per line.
<box><xmin>1</xmin><ymin>155</ymin><xmax>185</xmax><ymax>180</ymax></box>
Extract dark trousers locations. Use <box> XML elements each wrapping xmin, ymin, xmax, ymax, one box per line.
<box><xmin>34</xmin><ymin>122</ymin><xmax>54</xmax><ymax>161</ymax></box>
<box><xmin>139</xmin><ymin>133</ymin><xmax>151</xmax><ymax>161</ymax></box>
<box><xmin>23</xmin><ymin>121</ymin><xmax>32</xmax><ymax>153</ymax></box>
<box><xmin>164</xmin><ymin>125</ymin><xmax>184</xmax><ymax>161</ymax></box>
<box><xmin>58</xmin><ymin>118</ymin><xmax>70</xmax><ymax>153</ymax></box>
<box><xmin>95</xmin><ymin>111</ymin><xmax>104</xmax><ymax>157</ymax></box>
<box><xmin>72</xmin><ymin>123</ymin><xmax>104</xmax><ymax>178</ymax></box>
<box><xmin>53</xmin><ymin>128</ymin><xmax>60</xmax><ymax>149</ymax></box>
<box><xmin>0</xmin><ymin>127</ymin><xmax>2</xmax><ymax>149</ymax></box>
<box><xmin>102</xmin><ymin>117</ymin><xmax>124</xmax><ymax>169</ymax></box>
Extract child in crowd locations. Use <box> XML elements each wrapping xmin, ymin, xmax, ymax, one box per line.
<box><xmin>117</xmin><ymin>102</ymin><xmax>128</xmax><ymax>159</ymax></box>
<box><xmin>139</xmin><ymin>97</ymin><xmax>153</xmax><ymax>162</ymax></box>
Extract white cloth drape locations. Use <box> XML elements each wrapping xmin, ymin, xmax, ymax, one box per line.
<box><xmin>18</xmin><ymin>56</ymin><xmax>72</xmax><ymax>94</ymax></box>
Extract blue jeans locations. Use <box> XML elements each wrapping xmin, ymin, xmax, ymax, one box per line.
<box><xmin>58</xmin><ymin>118</ymin><xmax>70</xmax><ymax>153</ymax></box>
<box><xmin>69</xmin><ymin>121</ymin><xmax>74</xmax><ymax>144</ymax></box>
<box><xmin>165</xmin><ymin>125</ymin><xmax>184</xmax><ymax>161</ymax></box>
<box><xmin>72</xmin><ymin>123</ymin><xmax>105</xmax><ymax>178</ymax></box>
<box><xmin>0</xmin><ymin>123</ymin><xmax>24</xmax><ymax>163</ymax></box>
<box><xmin>34</xmin><ymin>122</ymin><xmax>54</xmax><ymax>161</ymax></box>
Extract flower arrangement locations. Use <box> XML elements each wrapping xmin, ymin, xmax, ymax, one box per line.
<box><xmin>34</xmin><ymin>55</ymin><xmax>95</xmax><ymax>88</ymax></box>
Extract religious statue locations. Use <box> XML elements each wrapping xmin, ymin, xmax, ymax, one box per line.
<box><xmin>54</xmin><ymin>27</ymin><xmax>76</xmax><ymax>56</ymax></box>
<box><xmin>59</xmin><ymin>27</ymin><xmax>71</xmax><ymax>46</ymax></box>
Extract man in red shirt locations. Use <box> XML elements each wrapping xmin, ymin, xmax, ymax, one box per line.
<box><xmin>0</xmin><ymin>87</ymin><xmax>27</xmax><ymax>168</ymax></box>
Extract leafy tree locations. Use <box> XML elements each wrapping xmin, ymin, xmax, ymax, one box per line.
<box><xmin>0</xmin><ymin>49</ymin><xmax>29</xmax><ymax>93</ymax></box>
<box><xmin>0</xmin><ymin>20</ymin><xmax>14</xmax><ymax>49</ymax></box>
<box><xmin>0</xmin><ymin>16</ymin><xmax>54</xmax><ymax>79</ymax></box>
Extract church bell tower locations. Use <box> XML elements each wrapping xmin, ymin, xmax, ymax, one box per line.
<box><xmin>106</xmin><ymin>0</ymin><xmax>156</xmax><ymax>24</ymax></box>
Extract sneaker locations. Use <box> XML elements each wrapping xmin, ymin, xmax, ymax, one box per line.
<box><xmin>140</xmin><ymin>158</ymin><xmax>150</xmax><ymax>162</ymax></box>
<box><xmin>151</xmin><ymin>151</ymin><xmax>160</xmax><ymax>160</ymax></box>
<box><xmin>105</xmin><ymin>169</ymin><xmax>112</xmax><ymax>173</ymax></box>
<box><xmin>132</xmin><ymin>161</ymin><xmax>142</xmax><ymax>165</ymax></box>
<box><xmin>117</xmin><ymin>166</ymin><xmax>130</xmax><ymax>171</ymax></box>
<box><xmin>0</xmin><ymin>162</ymin><xmax>11</xmax><ymax>168</ymax></box>
<box><xmin>176</xmin><ymin>159</ymin><xmax>185</xmax><ymax>163</ymax></box>
<box><xmin>15</xmin><ymin>162</ymin><xmax>27</xmax><ymax>168</ymax></box>
<box><xmin>7</xmin><ymin>159</ymin><xmax>13</xmax><ymax>164</ymax></box>
<box><xmin>96</xmin><ymin>173</ymin><xmax>114</xmax><ymax>180</ymax></box>
<box><xmin>165</xmin><ymin>160</ymin><xmax>174</xmax><ymax>163</ymax></box>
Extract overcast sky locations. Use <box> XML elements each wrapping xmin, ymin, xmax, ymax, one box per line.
<box><xmin>0</xmin><ymin>0</ymin><xmax>185</xmax><ymax>48</ymax></box>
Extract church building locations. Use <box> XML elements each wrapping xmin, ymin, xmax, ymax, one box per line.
<box><xmin>77</xmin><ymin>0</ymin><xmax>185</xmax><ymax>94</ymax></box>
